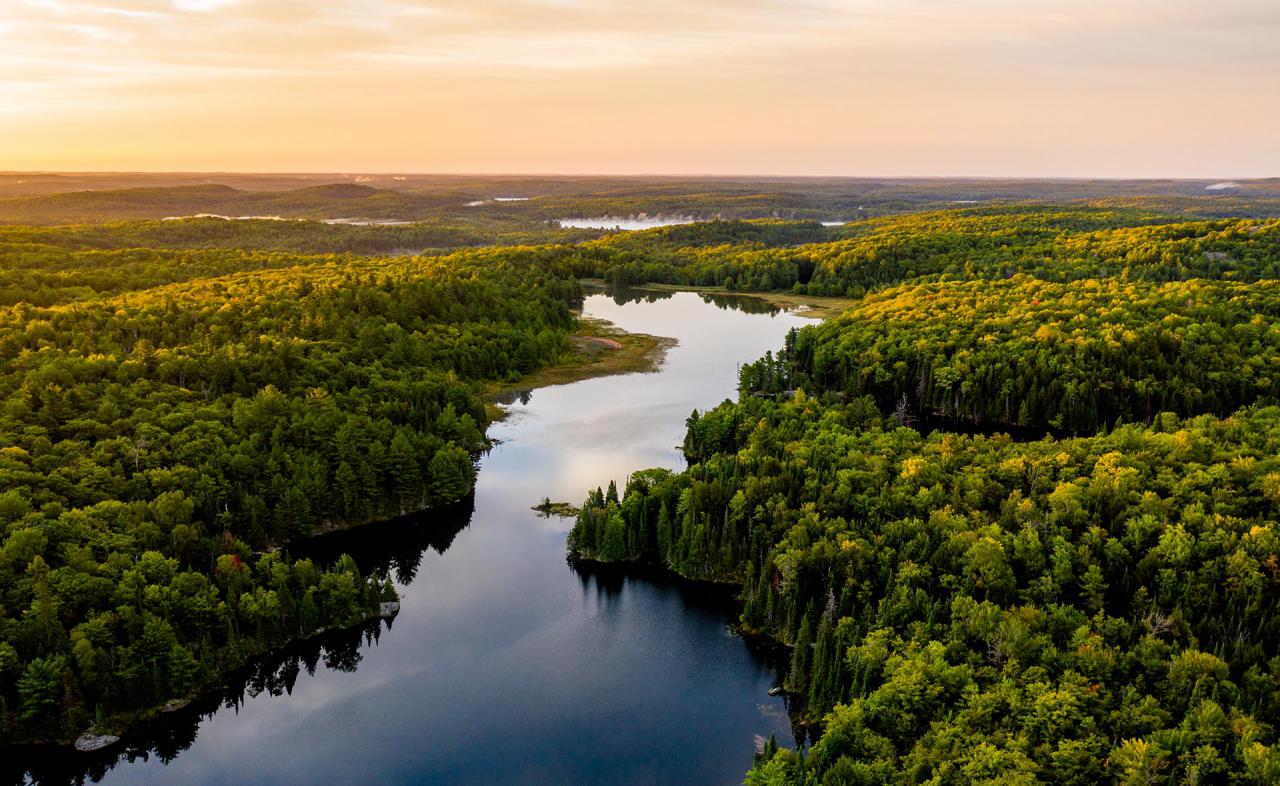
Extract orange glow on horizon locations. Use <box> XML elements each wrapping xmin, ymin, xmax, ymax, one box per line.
<box><xmin>2</xmin><ymin>0</ymin><xmax>1278</xmax><ymax>177</ymax></box>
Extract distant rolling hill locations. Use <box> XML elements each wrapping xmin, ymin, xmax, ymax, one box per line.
<box><xmin>1</xmin><ymin>175</ymin><xmax>1277</xmax><ymax>224</ymax></box>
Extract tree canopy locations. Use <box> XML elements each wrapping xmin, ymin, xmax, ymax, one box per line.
<box><xmin>0</xmin><ymin>238</ymin><xmax>581</xmax><ymax>744</ymax></box>
<box><xmin>568</xmin><ymin>204</ymin><xmax>1280</xmax><ymax>785</ymax></box>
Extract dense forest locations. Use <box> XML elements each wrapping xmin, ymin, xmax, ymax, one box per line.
<box><xmin>0</xmin><ymin>216</ymin><xmax>600</xmax><ymax>257</ymax></box>
<box><xmin>580</xmin><ymin>209</ymin><xmax>1280</xmax><ymax>295</ymax></box>
<box><xmin>572</xmin><ymin>398</ymin><xmax>1280</xmax><ymax>784</ymax></box>
<box><xmin>5</xmin><ymin>174</ymin><xmax>1280</xmax><ymax>225</ymax></box>
<box><xmin>0</xmin><ymin>237</ymin><xmax>583</xmax><ymax>745</ymax></box>
<box><xmin>567</xmin><ymin>203</ymin><xmax>1280</xmax><ymax>784</ymax></box>
<box><xmin>7</xmin><ymin>176</ymin><xmax>1280</xmax><ymax>783</ymax></box>
<box><xmin>743</xmin><ymin>277</ymin><xmax>1280</xmax><ymax>432</ymax></box>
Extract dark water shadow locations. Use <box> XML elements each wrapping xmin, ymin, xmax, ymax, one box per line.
<box><xmin>288</xmin><ymin>495</ymin><xmax>475</xmax><ymax>581</ymax></box>
<box><xmin>8</xmin><ymin>289</ymin><xmax>815</xmax><ymax>785</ymax></box>
<box><xmin>568</xmin><ymin>559</ymin><xmax>808</xmax><ymax>746</ymax></box>
<box><xmin>4</xmin><ymin>501</ymin><xmax>475</xmax><ymax>786</ymax></box>
<box><xmin>6</xmin><ymin>622</ymin><xmax>384</xmax><ymax>786</ymax></box>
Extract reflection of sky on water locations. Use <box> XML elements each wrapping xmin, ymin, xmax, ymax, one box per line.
<box><xmin>557</xmin><ymin>216</ymin><xmax>698</xmax><ymax>231</ymax></box>
<box><xmin>96</xmin><ymin>292</ymin><xmax>815</xmax><ymax>786</ymax></box>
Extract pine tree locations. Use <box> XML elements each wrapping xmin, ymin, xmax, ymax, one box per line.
<box><xmin>787</xmin><ymin>614</ymin><xmax>813</xmax><ymax>696</ymax></box>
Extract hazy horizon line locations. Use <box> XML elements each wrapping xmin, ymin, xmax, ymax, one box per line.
<box><xmin>3</xmin><ymin>170</ymin><xmax>1277</xmax><ymax>183</ymax></box>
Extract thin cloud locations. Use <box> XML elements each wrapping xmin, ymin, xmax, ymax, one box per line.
<box><xmin>2</xmin><ymin>0</ymin><xmax>1277</xmax><ymax>175</ymax></box>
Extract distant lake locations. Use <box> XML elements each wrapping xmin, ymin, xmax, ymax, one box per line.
<box><xmin>160</xmin><ymin>215</ymin><xmax>413</xmax><ymax>226</ymax></box>
<box><xmin>320</xmin><ymin>218</ymin><xmax>414</xmax><ymax>226</ymax></box>
<box><xmin>31</xmin><ymin>290</ymin><xmax>815</xmax><ymax>786</ymax></box>
<box><xmin>466</xmin><ymin>197</ymin><xmax>531</xmax><ymax>206</ymax></box>
<box><xmin>558</xmin><ymin>216</ymin><xmax>700</xmax><ymax>230</ymax></box>
<box><xmin>162</xmin><ymin>213</ymin><xmax>293</xmax><ymax>221</ymax></box>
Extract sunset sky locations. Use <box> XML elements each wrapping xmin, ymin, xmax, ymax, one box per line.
<box><xmin>3</xmin><ymin>0</ymin><xmax>1278</xmax><ymax>177</ymax></box>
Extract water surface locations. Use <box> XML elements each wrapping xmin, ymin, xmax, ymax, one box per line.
<box><xmin>558</xmin><ymin>216</ymin><xmax>700</xmax><ymax>230</ymax></box>
<box><xmin>34</xmin><ymin>290</ymin><xmax>815</xmax><ymax>786</ymax></box>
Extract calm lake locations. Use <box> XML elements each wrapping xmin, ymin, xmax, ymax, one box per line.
<box><xmin>558</xmin><ymin>216</ymin><xmax>699</xmax><ymax>230</ymax></box>
<box><xmin>24</xmin><ymin>290</ymin><xmax>816</xmax><ymax>786</ymax></box>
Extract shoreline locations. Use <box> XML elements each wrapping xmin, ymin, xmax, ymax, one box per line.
<box><xmin>486</xmin><ymin>312</ymin><xmax>677</xmax><ymax>420</ymax></box>
<box><xmin>8</xmin><ymin>285</ymin><xmax>807</xmax><ymax>763</ymax></box>
<box><xmin>10</xmin><ymin>299</ymin><xmax>675</xmax><ymax>759</ymax></box>
<box><xmin>567</xmin><ymin>553</ymin><xmax>822</xmax><ymax>735</ymax></box>
<box><xmin>612</xmin><ymin>282</ymin><xmax>856</xmax><ymax>319</ymax></box>
<box><xmin>487</xmin><ymin>280</ymin><xmax>849</xmax><ymax>421</ymax></box>
<box><xmin>5</xmin><ymin>602</ymin><xmax>399</xmax><ymax>757</ymax></box>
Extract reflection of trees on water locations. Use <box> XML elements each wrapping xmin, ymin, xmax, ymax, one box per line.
<box><xmin>569</xmin><ymin>559</ymin><xmax>807</xmax><ymax>748</ymax></box>
<box><xmin>604</xmin><ymin>287</ymin><xmax>782</xmax><ymax>316</ymax></box>
<box><xmin>699</xmin><ymin>292</ymin><xmax>781</xmax><ymax>315</ymax></box>
<box><xmin>10</xmin><ymin>624</ymin><xmax>380</xmax><ymax>784</ymax></box>
<box><xmin>571</xmin><ymin>558</ymin><xmax>739</xmax><ymax>614</ymax></box>
<box><xmin>569</xmin><ymin>560</ymin><xmax>778</xmax><ymax>659</ymax></box>
<box><xmin>491</xmin><ymin>388</ymin><xmax>533</xmax><ymax>407</ymax></box>
<box><xmin>291</xmin><ymin>496</ymin><xmax>475</xmax><ymax>585</ymax></box>
<box><xmin>495</xmin><ymin>289</ymin><xmax>782</xmax><ymax>414</ymax></box>
<box><xmin>7</xmin><ymin>500</ymin><xmax>475</xmax><ymax>785</ymax></box>
<box><xmin>606</xmin><ymin>287</ymin><xmax>676</xmax><ymax>306</ymax></box>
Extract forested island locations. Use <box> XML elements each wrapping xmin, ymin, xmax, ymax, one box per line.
<box><xmin>3</xmin><ymin>175</ymin><xmax>1280</xmax><ymax>785</ymax></box>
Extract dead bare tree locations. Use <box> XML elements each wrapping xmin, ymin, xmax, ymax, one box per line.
<box><xmin>894</xmin><ymin>393</ymin><xmax>916</xmax><ymax>427</ymax></box>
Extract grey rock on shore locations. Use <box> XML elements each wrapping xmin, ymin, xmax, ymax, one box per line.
<box><xmin>75</xmin><ymin>732</ymin><xmax>120</xmax><ymax>752</ymax></box>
